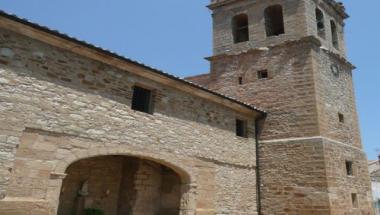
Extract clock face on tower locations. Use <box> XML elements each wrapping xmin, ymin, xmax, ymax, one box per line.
<box><xmin>331</xmin><ymin>64</ymin><xmax>340</xmax><ymax>77</ymax></box>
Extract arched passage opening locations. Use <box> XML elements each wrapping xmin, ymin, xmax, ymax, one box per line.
<box><xmin>57</xmin><ymin>156</ymin><xmax>184</xmax><ymax>215</ymax></box>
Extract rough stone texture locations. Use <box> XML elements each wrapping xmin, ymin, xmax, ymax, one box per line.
<box><xmin>313</xmin><ymin>48</ymin><xmax>361</xmax><ymax>147</ymax></box>
<box><xmin>0</xmin><ymin>27</ymin><xmax>259</xmax><ymax>215</ymax></box>
<box><xmin>323</xmin><ymin>139</ymin><xmax>373</xmax><ymax>215</ymax></box>
<box><xmin>207</xmin><ymin>39</ymin><xmax>319</xmax><ymax>140</ymax></box>
<box><xmin>259</xmin><ymin>138</ymin><xmax>331</xmax><ymax>214</ymax></box>
<box><xmin>304</xmin><ymin>0</ymin><xmax>346</xmax><ymax>57</ymax></box>
<box><xmin>187</xmin><ymin>0</ymin><xmax>374</xmax><ymax>214</ymax></box>
<box><xmin>211</xmin><ymin>0</ymin><xmax>308</xmax><ymax>56</ymax></box>
<box><xmin>369</xmin><ymin>161</ymin><xmax>380</xmax><ymax>214</ymax></box>
<box><xmin>57</xmin><ymin>156</ymin><xmax>181</xmax><ymax>215</ymax></box>
<box><xmin>209</xmin><ymin>0</ymin><xmax>346</xmax><ymax>57</ymax></box>
<box><xmin>0</xmin><ymin>0</ymin><xmax>374</xmax><ymax>214</ymax></box>
<box><xmin>58</xmin><ymin>156</ymin><xmax>125</xmax><ymax>215</ymax></box>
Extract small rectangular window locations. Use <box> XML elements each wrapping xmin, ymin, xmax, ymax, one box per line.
<box><xmin>338</xmin><ymin>113</ymin><xmax>344</xmax><ymax>123</ymax></box>
<box><xmin>131</xmin><ymin>86</ymin><xmax>153</xmax><ymax>114</ymax></box>
<box><xmin>351</xmin><ymin>193</ymin><xmax>358</xmax><ymax>208</ymax></box>
<box><xmin>346</xmin><ymin>161</ymin><xmax>353</xmax><ymax>176</ymax></box>
<box><xmin>258</xmin><ymin>70</ymin><xmax>269</xmax><ymax>79</ymax></box>
<box><xmin>236</xmin><ymin>119</ymin><xmax>248</xmax><ymax>138</ymax></box>
<box><xmin>238</xmin><ymin>77</ymin><xmax>243</xmax><ymax>85</ymax></box>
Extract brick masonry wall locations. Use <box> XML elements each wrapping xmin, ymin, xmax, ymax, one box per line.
<box><xmin>0</xmin><ymin>28</ymin><xmax>259</xmax><ymax>215</ymax></box>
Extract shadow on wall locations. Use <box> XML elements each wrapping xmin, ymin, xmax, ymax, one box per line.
<box><xmin>57</xmin><ymin>156</ymin><xmax>182</xmax><ymax>215</ymax></box>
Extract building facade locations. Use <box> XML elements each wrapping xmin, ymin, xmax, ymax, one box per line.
<box><xmin>370</xmin><ymin>160</ymin><xmax>380</xmax><ymax>215</ymax></box>
<box><xmin>0</xmin><ymin>0</ymin><xmax>374</xmax><ymax>215</ymax></box>
<box><xmin>188</xmin><ymin>0</ymin><xmax>373</xmax><ymax>214</ymax></box>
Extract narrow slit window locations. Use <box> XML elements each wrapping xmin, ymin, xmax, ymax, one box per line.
<box><xmin>351</xmin><ymin>193</ymin><xmax>358</xmax><ymax>208</ymax></box>
<box><xmin>264</xmin><ymin>5</ymin><xmax>285</xmax><ymax>37</ymax></box>
<box><xmin>232</xmin><ymin>14</ymin><xmax>249</xmax><ymax>43</ymax></box>
<box><xmin>330</xmin><ymin>20</ymin><xmax>339</xmax><ymax>49</ymax></box>
<box><xmin>346</xmin><ymin>161</ymin><xmax>353</xmax><ymax>176</ymax></box>
<box><xmin>238</xmin><ymin>77</ymin><xmax>243</xmax><ymax>85</ymax></box>
<box><xmin>236</xmin><ymin>119</ymin><xmax>248</xmax><ymax>138</ymax></box>
<box><xmin>131</xmin><ymin>86</ymin><xmax>153</xmax><ymax>114</ymax></box>
<box><xmin>258</xmin><ymin>70</ymin><xmax>269</xmax><ymax>79</ymax></box>
<box><xmin>338</xmin><ymin>113</ymin><xmax>344</xmax><ymax>123</ymax></box>
<box><xmin>316</xmin><ymin>8</ymin><xmax>325</xmax><ymax>36</ymax></box>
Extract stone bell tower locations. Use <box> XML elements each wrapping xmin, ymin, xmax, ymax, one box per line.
<box><xmin>187</xmin><ymin>0</ymin><xmax>374</xmax><ymax>214</ymax></box>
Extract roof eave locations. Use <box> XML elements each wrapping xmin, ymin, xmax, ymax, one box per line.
<box><xmin>0</xmin><ymin>10</ymin><xmax>266</xmax><ymax>118</ymax></box>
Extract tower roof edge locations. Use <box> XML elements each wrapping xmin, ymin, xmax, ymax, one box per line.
<box><xmin>321</xmin><ymin>0</ymin><xmax>349</xmax><ymax>19</ymax></box>
<box><xmin>208</xmin><ymin>0</ymin><xmax>349</xmax><ymax>18</ymax></box>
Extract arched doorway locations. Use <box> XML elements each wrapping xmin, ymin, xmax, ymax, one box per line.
<box><xmin>57</xmin><ymin>156</ymin><xmax>183</xmax><ymax>215</ymax></box>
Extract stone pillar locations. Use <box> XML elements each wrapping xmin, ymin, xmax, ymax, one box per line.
<box><xmin>131</xmin><ymin>160</ymin><xmax>162</xmax><ymax>215</ymax></box>
<box><xmin>179</xmin><ymin>183</ymin><xmax>197</xmax><ymax>215</ymax></box>
<box><xmin>0</xmin><ymin>130</ymin><xmax>22</xmax><ymax>199</ymax></box>
<box><xmin>46</xmin><ymin>172</ymin><xmax>67</xmax><ymax>215</ymax></box>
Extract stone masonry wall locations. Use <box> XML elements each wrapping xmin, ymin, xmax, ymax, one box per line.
<box><xmin>259</xmin><ymin>138</ymin><xmax>331</xmax><ymax>215</ymax></box>
<box><xmin>211</xmin><ymin>0</ymin><xmax>346</xmax><ymax>57</ymax></box>
<box><xmin>208</xmin><ymin>39</ymin><xmax>319</xmax><ymax>140</ymax></box>
<box><xmin>57</xmin><ymin>156</ymin><xmax>181</xmax><ymax>215</ymax></box>
<box><xmin>191</xmin><ymin>27</ymin><xmax>373</xmax><ymax>215</ymax></box>
<box><xmin>312</xmin><ymin>48</ymin><xmax>361</xmax><ymax>147</ymax></box>
<box><xmin>57</xmin><ymin>156</ymin><xmax>124</xmax><ymax>215</ymax></box>
<box><xmin>211</xmin><ymin>0</ymin><xmax>308</xmax><ymax>56</ymax></box>
<box><xmin>323</xmin><ymin>139</ymin><xmax>374</xmax><ymax>215</ymax></box>
<box><xmin>0</xmin><ymin>28</ymin><xmax>259</xmax><ymax>215</ymax></box>
<box><xmin>304</xmin><ymin>0</ymin><xmax>347</xmax><ymax>57</ymax></box>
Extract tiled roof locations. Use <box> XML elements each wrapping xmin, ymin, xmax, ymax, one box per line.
<box><xmin>0</xmin><ymin>10</ymin><xmax>266</xmax><ymax>115</ymax></box>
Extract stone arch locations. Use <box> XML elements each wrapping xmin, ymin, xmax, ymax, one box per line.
<box><xmin>315</xmin><ymin>8</ymin><xmax>325</xmax><ymax>36</ymax></box>
<box><xmin>330</xmin><ymin>20</ymin><xmax>339</xmax><ymax>49</ymax></box>
<box><xmin>48</xmin><ymin>146</ymin><xmax>197</xmax><ymax>215</ymax></box>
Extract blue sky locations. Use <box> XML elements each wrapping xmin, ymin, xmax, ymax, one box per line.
<box><xmin>0</xmin><ymin>1</ymin><xmax>378</xmax><ymax>160</ymax></box>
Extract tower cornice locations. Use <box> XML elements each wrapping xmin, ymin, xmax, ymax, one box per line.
<box><xmin>314</xmin><ymin>0</ymin><xmax>349</xmax><ymax>19</ymax></box>
<box><xmin>208</xmin><ymin>0</ymin><xmax>349</xmax><ymax>19</ymax></box>
<box><xmin>207</xmin><ymin>0</ymin><xmax>247</xmax><ymax>10</ymax></box>
<box><xmin>206</xmin><ymin>36</ymin><xmax>355</xmax><ymax>69</ymax></box>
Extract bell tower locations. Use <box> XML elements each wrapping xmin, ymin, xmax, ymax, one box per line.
<box><xmin>187</xmin><ymin>0</ymin><xmax>374</xmax><ymax>214</ymax></box>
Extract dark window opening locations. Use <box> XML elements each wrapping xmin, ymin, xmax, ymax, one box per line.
<box><xmin>351</xmin><ymin>193</ymin><xmax>358</xmax><ymax>208</ymax></box>
<box><xmin>338</xmin><ymin>113</ymin><xmax>344</xmax><ymax>123</ymax></box>
<box><xmin>232</xmin><ymin>14</ymin><xmax>249</xmax><ymax>43</ymax></box>
<box><xmin>238</xmin><ymin>77</ymin><xmax>243</xmax><ymax>85</ymax></box>
<box><xmin>316</xmin><ymin>8</ymin><xmax>325</xmax><ymax>36</ymax></box>
<box><xmin>258</xmin><ymin>70</ymin><xmax>269</xmax><ymax>79</ymax></box>
<box><xmin>346</xmin><ymin>161</ymin><xmax>353</xmax><ymax>176</ymax></box>
<box><xmin>264</xmin><ymin>5</ymin><xmax>285</xmax><ymax>37</ymax></box>
<box><xmin>236</xmin><ymin>119</ymin><xmax>248</xmax><ymax>138</ymax></box>
<box><xmin>331</xmin><ymin>20</ymin><xmax>339</xmax><ymax>49</ymax></box>
<box><xmin>132</xmin><ymin>86</ymin><xmax>153</xmax><ymax>114</ymax></box>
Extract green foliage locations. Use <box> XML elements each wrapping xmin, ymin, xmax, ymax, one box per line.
<box><xmin>83</xmin><ymin>208</ymin><xmax>105</xmax><ymax>215</ymax></box>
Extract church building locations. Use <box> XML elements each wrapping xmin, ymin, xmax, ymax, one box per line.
<box><xmin>0</xmin><ymin>0</ymin><xmax>374</xmax><ymax>214</ymax></box>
